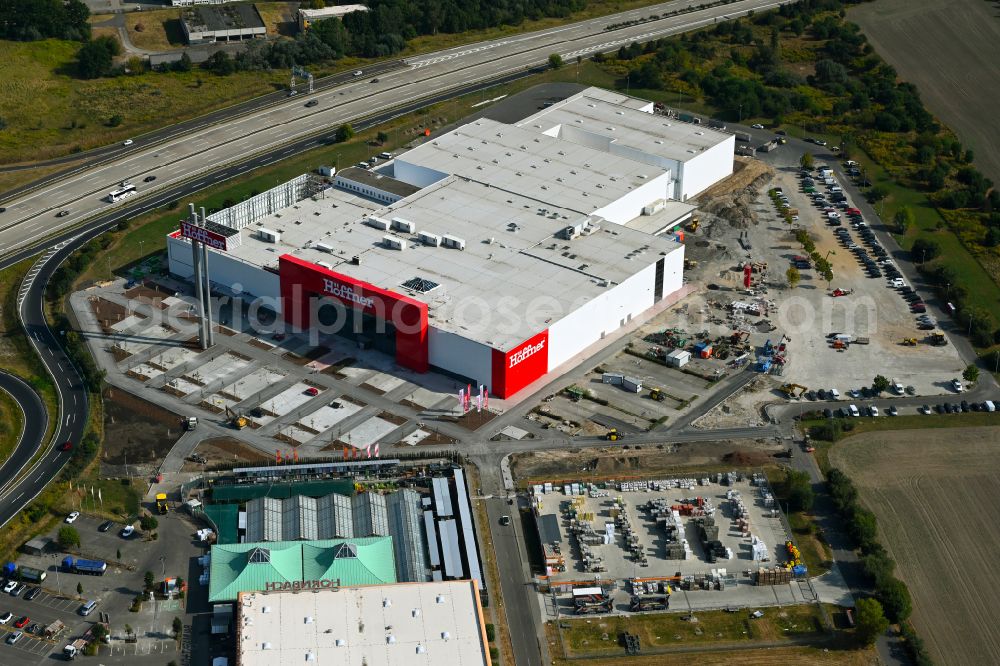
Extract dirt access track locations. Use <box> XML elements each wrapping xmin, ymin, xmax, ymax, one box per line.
<box><xmin>850</xmin><ymin>0</ymin><xmax>1000</xmax><ymax>186</ymax></box>
<box><xmin>830</xmin><ymin>427</ymin><xmax>1000</xmax><ymax>666</ymax></box>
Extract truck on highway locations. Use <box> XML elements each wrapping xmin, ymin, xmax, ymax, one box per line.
<box><xmin>62</xmin><ymin>556</ymin><xmax>107</xmax><ymax>576</ymax></box>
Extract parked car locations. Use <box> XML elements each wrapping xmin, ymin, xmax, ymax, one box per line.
<box><xmin>0</xmin><ymin>612</ymin><xmax>11</xmax><ymax>624</ymax></box>
<box><xmin>98</xmin><ymin>520</ymin><xmax>113</xmax><ymax>532</ymax></box>
<box><xmin>868</xmin><ymin>405</ymin><xmax>879</xmax><ymax>417</ymax></box>
<box><xmin>120</xmin><ymin>525</ymin><xmax>135</xmax><ymax>538</ymax></box>
<box><xmin>13</xmin><ymin>616</ymin><xmax>28</xmax><ymax>629</ymax></box>
<box><xmin>952</xmin><ymin>378</ymin><xmax>964</xmax><ymax>392</ymax></box>
<box><xmin>823</xmin><ymin>408</ymin><xmax>834</xmax><ymax>419</ymax></box>
<box><xmin>2</xmin><ymin>581</ymin><xmax>16</xmax><ymax>594</ymax></box>
<box><xmin>11</xmin><ymin>584</ymin><xmax>26</xmax><ymax>597</ymax></box>
<box><xmin>65</xmin><ymin>511</ymin><xmax>79</xmax><ymax>523</ymax></box>
<box><xmin>848</xmin><ymin>404</ymin><xmax>860</xmax><ymax>417</ymax></box>
<box><xmin>23</xmin><ymin>587</ymin><xmax>40</xmax><ymax>601</ymax></box>
<box><xmin>888</xmin><ymin>405</ymin><xmax>898</xmax><ymax>416</ymax></box>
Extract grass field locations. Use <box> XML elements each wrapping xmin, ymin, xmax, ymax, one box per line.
<box><xmin>0</xmin><ymin>0</ymin><xmax>663</xmax><ymax>166</ymax></box>
<box><xmin>123</xmin><ymin>8</ymin><xmax>184</xmax><ymax>52</ymax></box>
<box><xmin>558</xmin><ymin>605</ymin><xmax>827</xmax><ymax>657</ymax></box>
<box><xmin>830</xmin><ymin>427</ymin><xmax>1000</xmax><ymax>666</ymax></box>
<box><xmin>849</xmin><ymin>0</ymin><xmax>1000</xmax><ymax>188</ymax></box>
<box><xmin>0</xmin><ymin>386</ymin><xmax>23</xmax><ymax>466</ymax></box>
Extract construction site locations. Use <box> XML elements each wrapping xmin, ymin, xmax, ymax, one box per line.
<box><xmin>530</xmin><ymin>472</ymin><xmax>814</xmax><ymax>615</ymax></box>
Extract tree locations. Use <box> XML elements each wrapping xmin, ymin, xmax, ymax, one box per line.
<box><xmin>854</xmin><ymin>598</ymin><xmax>889</xmax><ymax>646</ymax></box>
<box><xmin>108</xmin><ymin>114</ymin><xmax>123</xmax><ymax>127</ymax></box>
<box><xmin>872</xmin><ymin>375</ymin><xmax>889</xmax><ymax>394</ymax></box>
<box><xmin>334</xmin><ymin>123</ymin><xmax>354</xmax><ymax>143</ymax></box>
<box><xmin>548</xmin><ymin>53</ymin><xmax>563</xmax><ymax>69</ymax></box>
<box><xmin>782</xmin><ymin>469</ymin><xmax>814</xmax><ymax>512</ymax></box>
<box><xmin>116</xmin><ymin>548</ymin><xmax>122</xmax><ymax>561</ymax></box>
<box><xmin>877</xmin><ymin>577</ymin><xmax>913</xmax><ymax>622</ymax></box>
<box><xmin>76</xmin><ymin>582</ymin><xmax>84</xmax><ymax>597</ymax></box>
<box><xmin>963</xmin><ymin>364</ymin><xmax>979</xmax><ymax>383</ymax></box>
<box><xmin>849</xmin><ymin>507</ymin><xmax>879</xmax><ymax>548</ymax></box>
<box><xmin>862</xmin><ymin>549</ymin><xmax>895</xmax><ymax>586</ymax></box>
<box><xmin>172</xmin><ymin>617</ymin><xmax>183</xmax><ymax>638</ymax></box>
<box><xmin>204</xmin><ymin>50</ymin><xmax>235</xmax><ymax>76</ymax></box>
<box><xmin>785</xmin><ymin>266</ymin><xmax>800</xmax><ymax>288</ymax></box>
<box><xmin>58</xmin><ymin>526</ymin><xmax>80</xmax><ymax>549</ymax></box>
<box><xmin>144</xmin><ymin>570</ymin><xmax>155</xmax><ymax>590</ymax></box>
<box><xmin>911</xmin><ymin>237</ymin><xmax>940</xmax><ymax>263</ymax></box>
<box><xmin>77</xmin><ymin>36</ymin><xmax>120</xmax><ymax>79</ymax></box>
<box><xmin>172</xmin><ymin>52</ymin><xmax>193</xmax><ymax>72</ymax></box>
<box><xmin>309</xmin><ymin>0</ymin><xmax>325</xmax><ymax>7</ymax></box>
<box><xmin>139</xmin><ymin>514</ymin><xmax>158</xmax><ymax>531</ymax></box>
<box><xmin>376</xmin><ymin>131</ymin><xmax>388</xmax><ymax>145</ymax></box>
<box><xmin>799</xmin><ymin>152</ymin><xmax>813</xmax><ymax>169</ymax></box>
<box><xmin>866</xmin><ymin>184</ymin><xmax>889</xmax><ymax>204</ymax></box>
<box><xmin>822</xmin><ymin>267</ymin><xmax>834</xmax><ymax>286</ymax></box>
<box><xmin>893</xmin><ymin>206</ymin><xmax>914</xmax><ymax>234</ymax></box>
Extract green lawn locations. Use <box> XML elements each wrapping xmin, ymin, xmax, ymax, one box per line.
<box><xmin>560</xmin><ymin>605</ymin><xmax>826</xmax><ymax>656</ymax></box>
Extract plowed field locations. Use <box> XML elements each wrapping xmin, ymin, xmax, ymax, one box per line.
<box><xmin>830</xmin><ymin>427</ymin><xmax>1000</xmax><ymax>665</ymax></box>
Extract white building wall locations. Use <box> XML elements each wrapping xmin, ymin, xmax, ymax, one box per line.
<box><xmin>392</xmin><ymin>160</ymin><xmax>449</xmax><ymax>188</ymax></box>
<box><xmin>593</xmin><ymin>173</ymin><xmax>672</xmax><ymax>225</ymax></box>
<box><xmin>167</xmin><ymin>235</ymin><xmax>282</xmax><ymax>310</ymax></box>
<box><xmin>660</xmin><ymin>242</ymin><xmax>685</xmax><ymax>295</ymax></box>
<box><xmin>428</xmin><ymin>327</ymin><xmax>492</xmax><ymax>385</ymax></box>
<box><xmin>678</xmin><ymin>135</ymin><xmax>735</xmax><ymax>200</ymax></box>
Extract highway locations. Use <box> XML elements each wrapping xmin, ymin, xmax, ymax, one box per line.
<box><xmin>0</xmin><ymin>0</ymin><xmax>791</xmax><ymax>256</ymax></box>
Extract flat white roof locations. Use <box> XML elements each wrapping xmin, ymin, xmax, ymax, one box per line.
<box><xmin>236</xmin><ymin>580</ymin><xmax>489</xmax><ymax>666</ymax></box>
<box><xmin>299</xmin><ymin>4</ymin><xmax>367</xmax><ymax>19</ymax></box>
<box><xmin>221</xmin><ymin>176</ymin><xmax>681</xmax><ymax>351</ymax></box>
<box><xmin>518</xmin><ymin>87</ymin><xmax>732</xmax><ymax>164</ymax></box>
<box><xmin>397</xmin><ymin>118</ymin><xmax>670</xmax><ymax>214</ymax></box>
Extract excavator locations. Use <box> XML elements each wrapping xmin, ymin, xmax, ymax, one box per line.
<box><xmin>605</xmin><ymin>428</ymin><xmax>625</xmax><ymax>441</ymax></box>
<box><xmin>779</xmin><ymin>383</ymin><xmax>808</xmax><ymax>398</ymax></box>
<box><xmin>730</xmin><ymin>330</ymin><xmax>750</xmax><ymax>345</ymax></box>
<box><xmin>649</xmin><ymin>388</ymin><xmax>667</xmax><ymax>402</ymax></box>
<box><xmin>225</xmin><ymin>405</ymin><xmax>248</xmax><ymax>430</ymax></box>
<box><xmin>901</xmin><ymin>337</ymin><xmax>918</xmax><ymax>346</ymax></box>
<box><xmin>929</xmin><ymin>331</ymin><xmax>947</xmax><ymax>346</ymax></box>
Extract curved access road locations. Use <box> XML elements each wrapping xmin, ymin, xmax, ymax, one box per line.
<box><xmin>0</xmin><ymin>0</ymin><xmax>792</xmax><ymax>256</ymax></box>
<box><xmin>0</xmin><ymin>373</ymin><xmax>48</xmax><ymax>501</ymax></box>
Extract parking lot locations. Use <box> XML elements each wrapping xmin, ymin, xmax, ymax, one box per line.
<box><xmin>532</xmin><ymin>474</ymin><xmax>814</xmax><ymax>614</ymax></box>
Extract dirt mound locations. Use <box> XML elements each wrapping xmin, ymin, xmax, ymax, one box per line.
<box><xmin>722</xmin><ymin>449</ymin><xmax>772</xmax><ymax>466</ymax></box>
<box><xmin>697</xmin><ymin>158</ymin><xmax>775</xmax><ymax>230</ymax></box>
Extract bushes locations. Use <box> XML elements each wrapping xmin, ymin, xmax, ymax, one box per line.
<box><xmin>779</xmin><ymin>469</ymin><xmax>814</xmax><ymax>512</ymax></box>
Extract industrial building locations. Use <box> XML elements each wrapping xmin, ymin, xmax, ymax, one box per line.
<box><xmin>167</xmin><ymin>87</ymin><xmax>735</xmax><ymax>398</ymax></box>
<box><xmin>235</xmin><ymin>580</ymin><xmax>491</xmax><ymax>666</ymax></box>
<box><xmin>298</xmin><ymin>4</ymin><xmax>368</xmax><ymax>31</ymax></box>
<box><xmin>180</xmin><ymin>4</ymin><xmax>265</xmax><ymax>44</ymax></box>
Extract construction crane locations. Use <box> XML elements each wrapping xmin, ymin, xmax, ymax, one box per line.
<box><xmin>779</xmin><ymin>383</ymin><xmax>808</xmax><ymax>398</ymax></box>
<box><xmin>225</xmin><ymin>405</ymin><xmax>248</xmax><ymax>430</ymax></box>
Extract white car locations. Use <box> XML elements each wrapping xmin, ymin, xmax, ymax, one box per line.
<box><xmin>122</xmin><ymin>139</ymin><xmax>133</xmax><ymax>146</ymax></box>
<box><xmin>890</xmin><ymin>278</ymin><xmax>906</xmax><ymax>288</ymax></box>
<box><xmin>0</xmin><ymin>612</ymin><xmax>11</xmax><ymax>624</ymax></box>
<box><xmin>2</xmin><ymin>581</ymin><xmax>16</xmax><ymax>594</ymax></box>
<box><xmin>829</xmin><ymin>388</ymin><xmax>840</xmax><ymax>399</ymax></box>
<box><xmin>848</xmin><ymin>404</ymin><xmax>860</xmax><ymax>417</ymax></box>
<box><xmin>869</xmin><ymin>405</ymin><xmax>879</xmax><ymax>417</ymax></box>
<box><xmin>952</xmin><ymin>379</ymin><xmax>964</xmax><ymax>392</ymax></box>
<box><xmin>751</xmin><ymin>123</ymin><xmax>764</xmax><ymax>129</ymax></box>
<box><xmin>65</xmin><ymin>511</ymin><xmax>80</xmax><ymax>524</ymax></box>
<box><xmin>120</xmin><ymin>525</ymin><xmax>135</xmax><ymax>538</ymax></box>
<box><xmin>353</xmin><ymin>70</ymin><xmax>363</xmax><ymax>76</ymax></box>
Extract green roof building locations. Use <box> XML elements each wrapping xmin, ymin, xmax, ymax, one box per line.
<box><xmin>208</xmin><ymin>537</ymin><xmax>396</xmax><ymax>603</ymax></box>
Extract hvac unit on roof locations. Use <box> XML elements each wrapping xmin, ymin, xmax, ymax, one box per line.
<box><xmin>366</xmin><ymin>216</ymin><xmax>391</xmax><ymax>230</ymax></box>
<box><xmin>391</xmin><ymin>217</ymin><xmax>416</xmax><ymax>234</ymax></box>
<box><xmin>441</xmin><ymin>235</ymin><xmax>465</xmax><ymax>251</ymax></box>
<box><xmin>257</xmin><ymin>228</ymin><xmax>280</xmax><ymax>243</ymax></box>
<box><xmin>316</xmin><ymin>261</ymin><xmax>333</xmax><ymax>270</ymax></box>
<box><xmin>417</xmin><ymin>231</ymin><xmax>441</xmax><ymax>247</ymax></box>
<box><xmin>383</xmin><ymin>235</ymin><xmax>406</xmax><ymax>251</ymax></box>
<box><xmin>642</xmin><ymin>199</ymin><xmax>666</xmax><ymax>216</ymax></box>
<box><xmin>314</xmin><ymin>242</ymin><xmax>333</xmax><ymax>253</ymax></box>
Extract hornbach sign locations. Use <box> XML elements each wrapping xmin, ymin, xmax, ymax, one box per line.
<box><xmin>263</xmin><ymin>579</ymin><xmax>340</xmax><ymax>592</ymax></box>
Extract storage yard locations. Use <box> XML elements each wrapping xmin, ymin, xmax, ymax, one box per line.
<box><xmin>830</xmin><ymin>427</ymin><xmax>1000</xmax><ymax>666</ymax></box>
<box><xmin>531</xmin><ymin>472</ymin><xmax>813</xmax><ymax>614</ymax></box>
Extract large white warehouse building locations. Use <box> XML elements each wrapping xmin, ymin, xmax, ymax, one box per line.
<box><xmin>167</xmin><ymin>88</ymin><xmax>734</xmax><ymax>398</ymax></box>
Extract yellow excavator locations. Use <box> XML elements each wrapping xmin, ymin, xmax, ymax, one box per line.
<box><xmin>901</xmin><ymin>338</ymin><xmax>918</xmax><ymax>346</ymax></box>
<box><xmin>225</xmin><ymin>405</ymin><xmax>248</xmax><ymax>430</ymax></box>
<box><xmin>929</xmin><ymin>331</ymin><xmax>947</xmax><ymax>346</ymax></box>
<box><xmin>605</xmin><ymin>428</ymin><xmax>624</xmax><ymax>441</ymax></box>
<box><xmin>649</xmin><ymin>388</ymin><xmax>668</xmax><ymax>402</ymax></box>
<box><xmin>779</xmin><ymin>383</ymin><xmax>808</xmax><ymax>398</ymax></box>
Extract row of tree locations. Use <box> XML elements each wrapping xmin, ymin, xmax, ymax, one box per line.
<box><xmin>0</xmin><ymin>0</ymin><xmax>90</xmax><ymax>41</ymax></box>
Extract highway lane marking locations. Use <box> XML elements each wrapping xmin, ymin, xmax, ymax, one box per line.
<box><xmin>14</xmin><ymin>492</ymin><xmax>22</xmax><ymax>501</ymax></box>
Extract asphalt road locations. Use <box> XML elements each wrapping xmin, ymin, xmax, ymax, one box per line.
<box><xmin>0</xmin><ymin>373</ymin><xmax>48</xmax><ymax>502</ymax></box>
<box><xmin>0</xmin><ymin>0</ymin><xmax>793</xmax><ymax>256</ymax></box>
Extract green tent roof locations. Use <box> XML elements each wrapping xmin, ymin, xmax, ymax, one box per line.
<box><xmin>209</xmin><ymin>537</ymin><xmax>396</xmax><ymax>602</ymax></box>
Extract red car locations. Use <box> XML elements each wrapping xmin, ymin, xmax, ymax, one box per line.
<box><xmin>59</xmin><ymin>441</ymin><xmax>73</xmax><ymax>452</ymax></box>
<box><xmin>305</xmin><ymin>387</ymin><xmax>319</xmax><ymax>396</ymax></box>
<box><xmin>13</xmin><ymin>616</ymin><xmax>29</xmax><ymax>629</ymax></box>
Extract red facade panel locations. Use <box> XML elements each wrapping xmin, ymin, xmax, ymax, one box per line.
<box><xmin>490</xmin><ymin>329</ymin><xmax>548</xmax><ymax>399</ymax></box>
<box><xmin>278</xmin><ymin>254</ymin><xmax>428</xmax><ymax>372</ymax></box>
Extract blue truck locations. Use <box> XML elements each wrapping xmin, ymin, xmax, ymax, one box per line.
<box><xmin>61</xmin><ymin>556</ymin><xmax>107</xmax><ymax>576</ymax></box>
